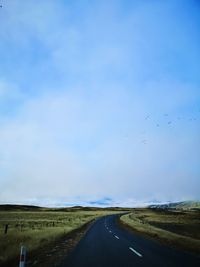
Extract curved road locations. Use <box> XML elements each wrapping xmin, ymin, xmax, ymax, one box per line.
<box><xmin>60</xmin><ymin>214</ymin><xmax>200</xmax><ymax>267</ymax></box>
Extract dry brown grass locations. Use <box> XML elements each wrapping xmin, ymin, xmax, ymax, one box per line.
<box><xmin>0</xmin><ymin>209</ymin><xmax>122</xmax><ymax>266</ymax></box>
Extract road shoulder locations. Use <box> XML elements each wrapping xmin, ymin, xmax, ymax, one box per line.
<box><xmin>118</xmin><ymin>213</ymin><xmax>200</xmax><ymax>257</ymax></box>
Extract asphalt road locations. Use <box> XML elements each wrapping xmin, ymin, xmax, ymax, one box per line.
<box><xmin>60</xmin><ymin>214</ymin><xmax>200</xmax><ymax>267</ymax></box>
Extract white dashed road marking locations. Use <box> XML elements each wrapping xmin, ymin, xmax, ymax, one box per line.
<box><xmin>104</xmin><ymin>217</ymin><xmax>143</xmax><ymax>260</ymax></box>
<box><xmin>129</xmin><ymin>247</ymin><xmax>143</xmax><ymax>257</ymax></box>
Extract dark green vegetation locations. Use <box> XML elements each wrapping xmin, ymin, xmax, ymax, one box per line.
<box><xmin>120</xmin><ymin>207</ymin><xmax>200</xmax><ymax>255</ymax></box>
<box><xmin>0</xmin><ymin>205</ymin><xmax>128</xmax><ymax>267</ymax></box>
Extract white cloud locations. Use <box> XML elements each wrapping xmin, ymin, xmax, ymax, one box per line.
<box><xmin>0</xmin><ymin>78</ymin><xmax>199</xmax><ymax>205</ymax></box>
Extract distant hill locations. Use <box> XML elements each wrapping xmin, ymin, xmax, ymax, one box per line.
<box><xmin>0</xmin><ymin>204</ymin><xmax>42</xmax><ymax>211</ymax></box>
<box><xmin>0</xmin><ymin>204</ymin><xmax>131</xmax><ymax>212</ymax></box>
<box><xmin>149</xmin><ymin>201</ymin><xmax>200</xmax><ymax>211</ymax></box>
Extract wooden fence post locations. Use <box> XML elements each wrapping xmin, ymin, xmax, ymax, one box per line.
<box><xmin>4</xmin><ymin>224</ymin><xmax>8</xmax><ymax>234</ymax></box>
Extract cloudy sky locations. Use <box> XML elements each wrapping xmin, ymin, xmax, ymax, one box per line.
<box><xmin>0</xmin><ymin>0</ymin><xmax>199</xmax><ymax>207</ymax></box>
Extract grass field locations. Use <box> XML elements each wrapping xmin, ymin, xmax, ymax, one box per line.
<box><xmin>0</xmin><ymin>206</ymin><xmax>124</xmax><ymax>266</ymax></box>
<box><xmin>120</xmin><ymin>208</ymin><xmax>200</xmax><ymax>255</ymax></box>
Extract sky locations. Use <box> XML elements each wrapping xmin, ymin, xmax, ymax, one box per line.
<box><xmin>0</xmin><ymin>0</ymin><xmax>199</xmax><ymax>207</ymax></box>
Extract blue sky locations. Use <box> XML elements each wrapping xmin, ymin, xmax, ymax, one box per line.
<box><xmin>0</xmin><ymin>0</ymin><xmax>199</xmax><ymax>207</ymax></box>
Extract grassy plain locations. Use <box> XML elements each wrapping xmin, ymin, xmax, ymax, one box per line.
<box><xmin>120</xmin><ymin>208</ymin><xmax>200</xmax><ymax>255</ymax></box>
<box><xmin>0</xmin><ymin>206</ymin><xmax>125</xmax><ymax>266</ymax></box>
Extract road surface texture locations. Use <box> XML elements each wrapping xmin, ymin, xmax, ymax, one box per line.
<box><xmin>60</xmin><ymin>214</ymin><xmax>200</xmax><ymax>267</ymax></box>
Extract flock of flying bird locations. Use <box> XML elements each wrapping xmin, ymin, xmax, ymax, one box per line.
<box><xmin>140</xmin><ymin>111</ymin><xmax>199</xmax><ymax>145</ymax></box>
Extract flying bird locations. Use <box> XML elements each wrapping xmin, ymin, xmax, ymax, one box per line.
<box><xmin>141</xmin><ymin>139</ymin><xmax>147</xmax><ymax>145</ymax></box>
